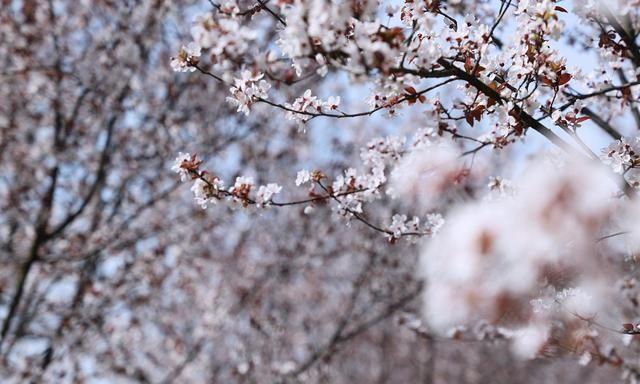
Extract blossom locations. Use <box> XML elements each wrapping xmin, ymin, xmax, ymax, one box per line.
<box><xmin>387</xmin><ymin>214</ymin><xmax>408</xmax><ymax>240</ymax></box>
<box><xmin>226</xmin><ymin>71</ymin><xmax>271</xmax><ymax>115</ymax></box>
<box><xmin>424</xmin><ymin>213</ymin><xmax>444</xmax><ymax>236</ymax></box>
<box><xmin>171</xmin><ymin>152</ymin><xmax>192</xmax><ymax>181</ymax></box>
<box><xmin>191</xmin><ymin>179</ymin><xmax>214</xmax><ymax>209</ymax></box>
<box><xmin>360</xmin><ymin>135</ymin><xmax>406</xmax><ymax>168</ymax></box>
<box><xmin>600</xmin><ymin>137</ymin><xmax>639</xmax><ymax>174</ymax></box>
<box><xmin>171</xmin><ymin>152</ymin><xmax>202</xmax><ymax>181</ymax></box>
<box><xmin>255</xmin><ymin>183</ymin><xmax>282</xmax><ymax>207</ymax></box>
<box><xmin>284</xmin><ymin>89</ymin><xmax>321</xmax><ymax>126</ymax></box>
<box><xmin>386</xmin><ymin>213</ymin><xmax>443</xmax><ymax>242</ymax></box>
<box><xmin>229</xmin><ymin>176</ymin><xmax>255</xmax><ymax>203</ymax></box>
<box><xmin>323</xmin><ymin>96</ymin><xmax>340</xmax><ymax>110</ymax></box>
<box><xmin>190</xmin><ymin>11</ymin><xmax>256</xmax><ymax>58</ymax></box>
<box><xmin>295</xmin><ymin>169</ymin><xmax>312</xmax><ymax>186</ymax></box>
<box><xmin>283</xmin><ymin>91</ymin><xmax>342</xmax><ymax>128</ymax></box>
<box><xmin>170</xmin><ymin>42</ymin><xmax>201</xmax><ymax>72</ymax></box>
<box><xmin>190</xmin><ymin>174</ymin><xmax>224</xmax><ymax>209</ymax></box>
<box><xmin>487</xmin><ymin>176</ymin><xmax>515</xmax><ymax>198</ymax></box>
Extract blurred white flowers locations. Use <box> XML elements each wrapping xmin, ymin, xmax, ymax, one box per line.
<box><xmin>420</xmin><ymin>156</ymin><xmax>618</xmax><ymax>357</ymax></box>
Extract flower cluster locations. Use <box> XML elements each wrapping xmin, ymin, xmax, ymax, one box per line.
<box><xmin>172</xmin><ymin>153</ymin><xmax>281</xmax><ymax>209</ymax></box>
<box><xmin>255</xmin><ymin>183</ymin><xmax>282</xmax><ymax>208</ymax></box>
<box><xmin>171</xmin><ymin>152</ymin><xmax>203</xmax><ymax>181</ymax></box>
<box><xmin>283</xmin><ymin>89</ymin><xmax>340</xmax><ymax>127</ymax></box>
<box><xmin>601</xmin><ymin>137</ymin><xmax>640</xmax><ymax>174</ymax></box>
<box><xmin>191</xmin><ymin>175</ymin><xmax>225</xmax><ymax>209</ymax></box>
<box><xmin>386</xmin><ymin>213</ymin><xmax>444</xmax><ymax>242</ymax></box>
<box><xmin>226</xmin><ymin>71</ymin><xmax>271</xmax><ymax>115</ymax></box>
<box><xmin>190</xmin><ymin>10</ymin><xmax>256</xmax><ymax>72</ymax></box>
<box><xmin>170</xmin><ymin>43</ymin><xmax>201</xmax><ymax>72</ymax></box>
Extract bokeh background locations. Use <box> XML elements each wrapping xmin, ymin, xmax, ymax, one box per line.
<box><xmin>0</xmin><ymin>0</ymin><xmax>627</xmax><ymax>382</ymax></box>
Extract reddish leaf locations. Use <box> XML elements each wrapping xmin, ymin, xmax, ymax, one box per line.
<box><xmin>541</xmin><ymin>76</ymin><xmax>554</xmax><ymax>86</ymax></box>
<box><xmin>464</xmin><ymin>56</ymin><xmax>473</xmax><ymax>73</ymax></box>
<box><xmin>472</xmin><ymin>105</ymin><xmax>485</xmax><ymax>122</ymax></box>
<box><xmin>558</xmin><ymin>73</ymin><xmax>572</xmax><ymax>86</ymax></box>
<box><xmin>465</xmin><ymin>112</ymin><xmax>474</xmax><ymax>127</ymax></box>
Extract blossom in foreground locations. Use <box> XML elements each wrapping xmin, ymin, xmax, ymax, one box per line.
<box><xmin>389</xmin><ymin>140</ymin><xmax>469</xmax><ymax>209</ymax></box>
<box><xmin>420</xmin><ymin>156</ymin><xmax>618</xmax><ymax>357</ymax></box>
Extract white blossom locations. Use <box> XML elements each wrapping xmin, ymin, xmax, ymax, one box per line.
<box><xmin>255</xmin><ymin>183</ymin><xmax>282</xmax><ymax>207</ymax></box>
<box><xmin>295</xmin><ymin>169</ymin><xmax>312</xmax><ymax>186</ymax></box>
<box><xmin>226</xmin><ymin>71</ymin><xmax>271</xmax><ymax>115</ymax></box>
<box><xmin>170</xmin><ymin>42</ymin><xmax>201</xmax><ymax>72</ymax></box>
<box><xmin>171</xmin><ymin>152</ymin><xmax>192</xmax><ymax>181</ymax></box>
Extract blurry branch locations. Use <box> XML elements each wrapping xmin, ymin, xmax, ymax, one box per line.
<box><xmin>47</xmin><ymin>84</ymin><xmax>130</xmax><ymax>240</ymax></box>
<box><xmin>616</xmin><ymin>69</ymin><xmax>640</xmax><ymax>131</ymax></box>
<box><xmin>288</xmin><ymin>258</ymin><xmax>375</xmax><ymax>378</ymax></box>
<box><xmin>288</xmin><ymin>280</ymin><xmax>423</xmax><ymax>379</ymax></box>
<box><xmin>569</xmin><ymin>310</ymin><xmax>626</xmax><ymax>335</ymax></box>
<box><xmin>0</xmin><ymin>84</ymin><xmax>130</xmax><ymax>355</ymax></box>
<box><xmin>581</xmin><ymin>108</ymin><xmax>622</xmax><ymax>141</ymax></box>
<box><xmin>0</xmin><ymin>0</ymin><xmax>65</xmax><ymax>348</ymax></box>
<box><xmin>597</xmin><ymin>231</ymin><xmax>629</xmax><ymax>242</ymax></box>
<box><xmin>335</xmin><ymin>284</ymin><xmax>421</xmax><ymax>343</ymax></box>
<box><xmin>160</xmin><ymin>341</ymin><xmax>205</xmax><ymax>384</ymax></box>
<box><xmin>0</xmin><ymin>167</ymin><xmax>58</xmax><ymax>352</ymax></box>
<box><xmin>37</xmin><ymin>132</ymin><xmax>249</xmax><ymax>376</ymax></box>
